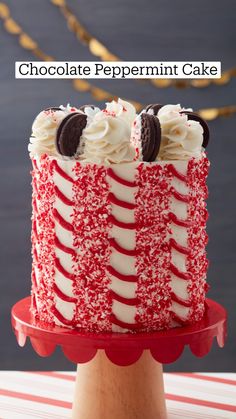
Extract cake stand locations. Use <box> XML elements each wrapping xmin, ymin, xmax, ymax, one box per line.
<box><xmin>11</xmin><ymin>297</ymin><xmax>227</xmax><ymax>419</ymax></box>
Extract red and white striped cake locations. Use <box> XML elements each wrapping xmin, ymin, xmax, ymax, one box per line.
<box><xmin>29</xmin><ymin>100</ymin><xmax>210</xmax><ymax>333</ymax></box>
<box><xmin>30</xmin><ymin>153</ymin><xmax>209</xmax><ymax>333</ymax></box>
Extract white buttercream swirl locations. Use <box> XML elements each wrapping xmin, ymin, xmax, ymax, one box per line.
<box><xmin>82</xmin><ymin>106</ymin><xmax>100</xmax><ymax>125</ymax></box>
<box><xmin>59</xmin><ymin>104</ymin><xmax>79</xmax><ymax>114</ymax></box>
<box><xmin>156</xmin><ymin>104</ymin><xmax>204</xmax><ymax>160</ymax></box>
<box><xmin>105</xmin><ymin>98</ymin><xmax>136</xmax><ymax>127</ymax></box>
<box><xmin>28</xmin><ymin>106</ymin><xmax>79</xmax><ymax>157</ymax></box>
<box><xmin>79</xmin><ymin>110</ymin><xmax>136</xmax><ymax>164</ymax></box>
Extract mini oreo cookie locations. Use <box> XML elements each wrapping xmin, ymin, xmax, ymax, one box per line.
<box><xmin>140</xmin><ymin>113</ymin><xmax>161</xmax><ymax>162</ymax></box>
<box><xmin>145</xmin><ymin>103</ymin><xmax>163</xmax><ymax>115</ymax></box>
<box><xmin>79</xmin><ymin>104</ymin><xmax>95</xmax><ymax>113</ymax></box>
<box><xmin>56</xmin><ymin>113</ymin><xmax>87</xmax><ymax>156</ymax></box>
<box><xmin>44</xmin><ymin>107</ymin><xmax>62</xmax><ymax>112</ymax></box>
<box><xmin>181</xmin><ymin>111</ymin><xmax>210</xmax><ymax>148</ymax></box>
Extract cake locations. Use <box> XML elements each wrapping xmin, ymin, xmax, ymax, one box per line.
<box><xmin>29</xmin><ymin>99</ymin><xmax>210</xmax><ymax>333</ymax></box>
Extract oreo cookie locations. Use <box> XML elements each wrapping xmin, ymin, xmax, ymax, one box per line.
<box><xmin>140</xmin><ymin>113</ymin><xmax>161</xmax><ymax>161</ymax></box>
<box><xmin>79</xmin><ymin>104</ymin><xmax>95</xmax><ymax>113</ymax></box>
<box><xmin>145</xmin><ymin>103</ymin><xmax>163</xmax><ymax>115</ymax></box>
<box><xmin>44</xmin><ymin>107</ymin><xmax>63</xmax><ymax>112</ymax></box>
<box><xmin>181</xmin><ymin>111</ymin><xmax>210</xmax><ymax>148</ymax></box>
<box><xmin>56</xmin><ymin>113</ymin><xmax>87</xmax><ymax>156</ymax></box>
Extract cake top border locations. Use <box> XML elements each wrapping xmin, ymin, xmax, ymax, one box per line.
<box><xmin>28</xmin><ymin>99</ymin><xmax>209</xmax><ymax>164</ymax></box>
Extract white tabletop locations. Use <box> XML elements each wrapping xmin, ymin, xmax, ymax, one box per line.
<box><xmin>0</xmin><ymin>371</ymin><xmax>235</xmax><ymax>418</ymax></box>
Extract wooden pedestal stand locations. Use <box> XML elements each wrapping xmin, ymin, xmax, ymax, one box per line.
<box><xmin>72</xmin><ymin>350</ymin><xmax>166</xmax><ymax>419</ymax></box>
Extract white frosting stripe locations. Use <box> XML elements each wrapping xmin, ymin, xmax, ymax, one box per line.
<box><xmin>54</xmin><ymin>270</ymin><xmax>75</xmax><ymax>297</ymax></box>
<box><xmin>110</xmin><ymin>252</ymin><xmax>136</xmax><ymax>276</ymax></box>
<box><xmin>53</xmin><ymin>282</ymin><xmax>77</xmax><ymax>303</ymax></box>
<box><xmin>55</xmin><ymin>223</ymin><xmax>74</xmax><ymax>249</ymax></box>
<box><xmin>110</xmin><ymin>289</ymin><xmax>139</xmax><ymax>306</ymax></box>
<box><xmin>169</xmin><ymin>161</ymin><xmax>191</xmax><ymax>324</ymax></box>
<box><xmin>109</xmin><ymin>276</ymin><xmax>137</xmax><ymax>298</ymax></box>
<box><xmin>52</xmin><ymin>160</ymin><xmax>77</xmax><ymax>327</ymax></box>
<box><xmin>107</xmin><ymin>165</ymin><xmax>139</xmax><ymax>331</ymax></box>
<box><xmin>111</xmin><ymin>225</ymin><xmax>136</xmax><ymax>250</ymax></box>
<box><xmin>109</xmin><ymin>237</ymin><xmax>137</xmax><ymax>256</ymax></box>
<box><xmin>55</xmin><ymin>186</ymin><xmax>73</xmax><ymax>206</ymax></box>
<box><xmin>112</xmin><ymin>301</ymin><xmax>136</xmax><ymax>323</ymax></box>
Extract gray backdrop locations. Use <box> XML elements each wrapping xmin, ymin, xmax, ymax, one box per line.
<box><xmin>0</xmin><ymin>0</ymin><xmax>235</xmax><ymax>371</ymax></box>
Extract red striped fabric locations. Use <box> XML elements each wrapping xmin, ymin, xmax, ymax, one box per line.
<box><xmin>0</xmin><ymin>388</ymin><xmax>71</xmax><ymax>409</ymax></box>
<box><xmin>0</xmin><ymin>371</ymin><xmax>235</xmax><ymax>418</ymax></box>
<box><xmin>165</xmin><ymin>393</ymin><xmax>236</xmax><ymax>413</ymax></box>
<box><xmin>173</xmin><ymin>372</ymin><xmax>236</xmax><ymax>386</ymax></box>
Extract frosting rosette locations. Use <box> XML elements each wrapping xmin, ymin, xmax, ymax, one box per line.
<box><xmin>156</xmin><ymin>104</ymin><xmax>204</xmax><ymax>160</ymax></box>
<box><xmin>78</xmin><ymin>110</ymin><xmax>136</xmax><ymax>164</ymax></box>
<box><xmin>81</xmin><ymin>105</ymin><xmax>100</xmax><ymax>125</ymax></box>
<box><xmin>105</xmin><ymin>98</ymin><xmax>136</xmax><ymax>127</ymax></box>
<box><xmin>28</xmin><ymin>107</ymin><xmax>73</xmax><ymax>157</ymax></box>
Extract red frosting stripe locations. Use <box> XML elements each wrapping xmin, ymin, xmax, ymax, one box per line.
<box><xmin>169</xmin><ymin>238</ymin><xmax>190</xmax><ymax>255</ymax></box>
<box><xmin>32</xmin><ymin>178</ymin><xmax>38</xmax><ymax>194</ymax></box>
<box><xmin>171</xmin><ymin>188</ymin><xmax>190</xmax><ymax>203</ymax></box>
<box><xmin>32</xmin><ymin>198</ymin><xmax>38</xmax><ymax>214</ymax></box>
<box><xmin>169</xmin><ymin>164</ymin><xmax>188</xmax><ymax>182</ymax></box>
<box><xmin>51</xmin><ymin>306</ymin><xmax>75</xmax><ymax>326</ymax></box>
<box><xmin>53</xmin><ymin>283</ymin><xmax>77</xmax><ymax>303</ymax></box>
<box><xmin>170</xmin><ymin>262</ymin><xmax>190</xmax><ymax>280</ymax></box>
<box><xmin>32</xmin><ymin>159</ymin><xmax>39</xmax><ymax>171</ymax></box>
<box><xmin>33</xmin><ymin>248</ymin><xmax>38</xmax><ymax>263</ymax></box>
<box><xmin>107</xmin><ymin>167</ymin><xmax>137</xmax><ymax>187</ymax></box>
<box><xmin>53</xmin><ymin>208</ymin><xmax>74</xmax><ymax>231</ymax></box>
<box><xmin>107</xmin><ymin>265</ymin><xmax>137</xmax><ymax>282</ymax></box>
<box><xmin>54</xmin><ymin>185</ymin><xmax>73</xmax><ymax>206</ymax></box>
<box><xmin>31</xmin><ymin>270</ymin><xmax>37</xmax><ymax>289</ymax></box>
<box><xmin>110</xmin><ymin>313</ymin><xmax>140</xmax><ymax>330</ymax></box>
<box><xmin>171</xmin><ymin>292</ymin><xmax>191</xmax><ymax>307</ymax></box>
<box><xmin>109</xmin><ymin>192</ymin><xmax>135</xmax><ymax>210</ymax></box>
<box><xmin>169</xmin><ymin>212</ymin><xmax>192</xmax><ymax>227</ymax></box>
<box><xmin>55</xmin><ymin>257</ymin><xmax>75</xmax><ymax>281</ymax></box>
<box><xmin>109</xmin><ymin>238</ymin><xmax>138</xmax><ymax>256</ymax></box>
<box><xmin>53</xmin><ymin>160</ymin><xmax>74</xmax><ymax>183</ymax></box>
<box><xmin>109</xmin><ymin>290</ymin><xmax>139</xmax><ymax>306</ymax></box>
<box><xmin>54</xmin><ymin>236</ymin><xmax>76</xmax><ymax>257</ymax></box>
<box><xmin>32</xmin><ymin>220</ymin><xmax>38</xmax><ymax>241</ymax></box>
<box><xmin>108</xmin><ymin>214</ymin><xmax>136</xmax><ymax>230</ymax></box>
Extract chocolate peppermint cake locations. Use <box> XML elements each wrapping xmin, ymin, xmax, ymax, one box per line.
<box><xmin>29</xmin><ymin>100</ymin><xmax>210</xmax><ymax>333</ymax></box>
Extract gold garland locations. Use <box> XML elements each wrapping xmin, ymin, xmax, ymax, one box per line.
<box><xmin>50</xmin><ymin>0</ymin><xmax>236</xmax><ymax>89</ymax></box>
<box><xmin>0</xmin><ymin>2</ymin><xmax>142</xmax><ymax>110</ymax></box>
<box><xmin>1</xmin><ymin>2</ymin><xmax>236</xmax><ymax>120</ymax></box>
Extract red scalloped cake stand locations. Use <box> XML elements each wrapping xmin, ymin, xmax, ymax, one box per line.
<box><xmin>11</xmin><ymin>297</ymin><xmax>227</xmax><ymax>419</ymax></box>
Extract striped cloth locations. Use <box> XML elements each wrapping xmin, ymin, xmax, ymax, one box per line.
<box><xmin>0</xmin><ymin>372</ymin><xmax>235</xmax><ymax>418</ymax></box>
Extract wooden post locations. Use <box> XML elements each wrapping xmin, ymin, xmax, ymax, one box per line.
<box><xmin>72</xmin><ymin>349</ymin><xmax>167</xmax><ymax>419</ymax></box>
